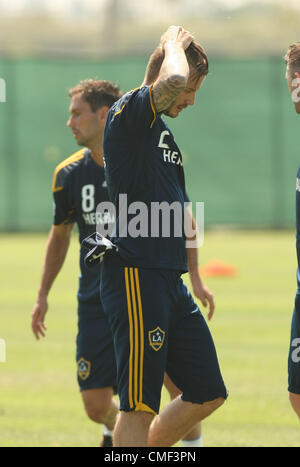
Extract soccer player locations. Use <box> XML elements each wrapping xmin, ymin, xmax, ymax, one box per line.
<box><xmin>100</xmin><ymin>25</ymin><xmax>227</xmax><ymax>447</ymax></box>
<box><xmin>31</xmin><ymin>79</ymin><xmax>122</xmax><ymax>446</ymax></box>
<box><xmin>284</xmin><ymin>43</ymin><xmax>300</xmax><ymax>421</ymax></box>
<box><xmin>143</xmin><ymin>51</ymin><xmax>204</xmax><ymax>448</ymax></box>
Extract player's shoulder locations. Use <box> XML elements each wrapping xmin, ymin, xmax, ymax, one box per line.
<box><xmin>109</xmin><ymin>86</ymin><xmax>150</xmax><ymax>121</ymax></box>
<box><xmin>52</xmin><ymin>148</ymin><xmax>86</xmax><ymax>192</ymax></box>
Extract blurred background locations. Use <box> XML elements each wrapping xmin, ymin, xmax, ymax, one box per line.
<box><xmin>0</xmin><ymin>0</ymin><xmax>299</xmax><ymax>231</ymax></box>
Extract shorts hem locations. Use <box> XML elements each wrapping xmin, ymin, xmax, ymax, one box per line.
<box><xmin>181</xmin><ymin>390</ymin><xmax>228</xmax><ymax>405</ymax></box>
<box><xmin>288</xmin><ymin>386</ymin><xmax>300</xmax><ymax>395</ymax></box>
<box><xmin>78</xmin><ymin>382</ymin><xmax>117</xmax><ymax>393</ymax></box>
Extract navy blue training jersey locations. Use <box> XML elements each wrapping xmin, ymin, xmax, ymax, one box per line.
<box><xmin>103</xmin><ymin>85</ymin><xmax>189</xmax><ymax>272</ymax></box>
<box><xmin>52</xmin><ymin>148</ymin><xmax>114</xmax><ymax>302</ymax></box>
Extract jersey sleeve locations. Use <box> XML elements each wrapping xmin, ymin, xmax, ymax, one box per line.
<box><xmin>52</xmin><ymin>167</ymin><xmax>76</xmax><ymax>225</ymax></box>
<box><xmin>110</xmin><ymin>85</ymin><xmax>157</xmax><ymax>132</ymax></box>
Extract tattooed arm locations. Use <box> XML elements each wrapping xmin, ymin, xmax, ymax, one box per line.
<box><xmin>150</xmin><ymin>26</ymin><xmax>194</xmax><ymax>113</ymax></box>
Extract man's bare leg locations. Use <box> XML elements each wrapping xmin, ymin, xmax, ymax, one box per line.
<box><xmin>148</xmin><ymin>396</ymin><xmax>224</xmax><ymax>447</ymax></box>
<box><xmin>114</xmin><ymin>411</ymin><xmax>155</xmax><ymax>447</ymax></box>
<box><xmin>82</xmin><ymin>388</ymin><xmax>119</xmax><ymax>431</ymax></box>
<box><xmin>164</xmin><ymin>374</ymin><xmax>202</xmax><ymax>443</ymax></box>
<box><xmin>289</xmin><ymin>392</ymin><xmax>300</xmax><ymax>421</ymax></box>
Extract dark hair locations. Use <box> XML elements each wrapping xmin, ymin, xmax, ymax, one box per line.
<box><xmin>284</xmin><ymin>43</ymin><xmax>300</xmax><ymax>79</ymax></box>
<box><xmin>68</xmin><ymin>79</ymin><xmax>122</xmax><ymax>111</ymax></box>
<box><xmin>144</xmin><ymin>41</ymin><xmax>209</xmax><ymax>85</ymax></box>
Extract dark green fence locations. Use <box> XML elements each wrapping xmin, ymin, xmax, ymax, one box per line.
<box><xmin>0</xmin><ymin>56</ymin><xmax>298</xmax><ymax>231</ymax></box>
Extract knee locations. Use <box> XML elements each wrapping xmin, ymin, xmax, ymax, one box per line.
<box><xmin>203</xmin><ymin>396</ymin><xmax>225</xmax><ymax>415</ymax></box>
<box><xmin>213</xmin><ymin>396</ymin><xmax>226</xmax><ymax>409</ymax></box>
<box><xmin>84</xmin><ymin>399</ymin><xmax>111</xmax><ymax>424</ymax></box>
<box><xmin>82</xmin><ymin>388</ymin><xmax>115</xmax><ymax>424</ymax></box>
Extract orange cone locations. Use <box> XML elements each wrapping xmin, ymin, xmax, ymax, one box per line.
<box><xmin>199</xmin><ymin>259</ymin><xmax>237</xmax><ymax>277</ymax></box>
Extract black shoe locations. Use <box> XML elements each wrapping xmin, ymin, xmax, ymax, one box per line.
<box><xmin>100</xmin><ymin>435</ymin><xmax>113</xmax><ymax>447</ymax></box>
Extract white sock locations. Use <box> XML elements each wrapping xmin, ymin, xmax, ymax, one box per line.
<box><xmin>103</xmin><ymin>425</ymin><xmax>113</xmax><ymax>437</ymax></box>
<box><xmin>182</xmin><ymin>435</ymin><xmax>203</xmax><ymax>447</ymax></box>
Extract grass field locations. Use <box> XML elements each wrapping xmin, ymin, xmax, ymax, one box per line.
<box><xmin>0</xmin><ymin>230</ymin><xmax>299</xmax><ymax>447</ymax></box>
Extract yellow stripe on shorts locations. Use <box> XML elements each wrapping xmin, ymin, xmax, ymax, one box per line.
<box><xmin>124</xmin><ymin>267</ymin><xmax>145</xmax><ymax>411</ymax></box>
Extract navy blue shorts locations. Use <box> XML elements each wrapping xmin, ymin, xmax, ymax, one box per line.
<box><xmin>100</xmin><ymin>255</ymin><xmax>227</xmax><ymax>414</ymax></box>
<box><xmin>76</xmin><ymin>300</ymin><xmax>117</xmax><ymax>392</ymax></box>
<box><xmin>288</xmin><ymin>293</ymin><xmax>300</xmax><ymax>394</ymax></box>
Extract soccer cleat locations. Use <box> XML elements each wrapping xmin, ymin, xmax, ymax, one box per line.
<box><xmin>100</xmin><ymin>434</ymin><xmax>113</xmax><ymax>447</ymax></box>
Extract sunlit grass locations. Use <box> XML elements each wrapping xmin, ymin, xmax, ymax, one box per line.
<box><xmin>0</xmin><ymin>231</ymin><xmax>299</xmax><ymax>446</ymax></box>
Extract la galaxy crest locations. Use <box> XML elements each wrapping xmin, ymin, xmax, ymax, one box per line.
<box><xmin>77</xmin><ymin>357</ymin><xmax>91</xmax><ymax>381</ymax></box>
<box><xmin>148</xmin><ymin>326</ymin><xmax>165</xmax><ymax>351</ymax></box>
